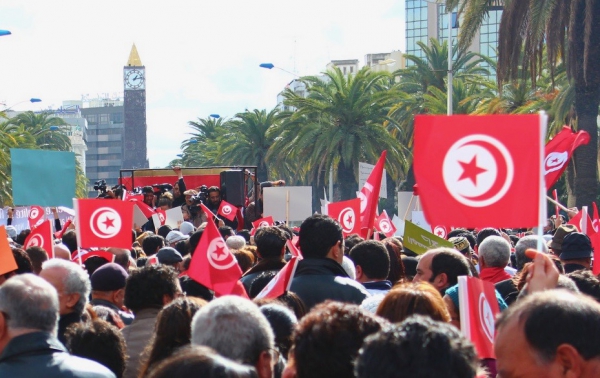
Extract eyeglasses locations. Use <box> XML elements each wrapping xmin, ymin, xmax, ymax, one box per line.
<box><xmin>268</xmin><ymin>347</ymin><xmax>281</xmax><ymax>362</ymax></box>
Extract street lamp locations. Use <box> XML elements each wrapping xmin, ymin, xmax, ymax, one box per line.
<box><xmin>209</xmin><ymin>114</ymin><xmax>220</xmax><ymax>119</ymax></box>
<box><xmin>0</xmin><ymin>30</ymin><xmax>11</xmax><ymax>37</ymax></box>
<box><xmin>259</xmin><ymin>63</ymin><xmax>299</xmax><ymax>78</ymax></box>
<box><xmin>1</xmin><ymin>98</ymin><xmax>42</xmax><ymax>112</ymax></box>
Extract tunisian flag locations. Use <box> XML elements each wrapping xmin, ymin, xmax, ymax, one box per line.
<box><xmin>24</xmin><ymin>220</ymin><xmax>54</xmax><ymax>258</ymax></box>
<box><xmin>328</xmin><ymin>198</ymin><xmax>361</xmax><ymax>237</ymax></box>
<box><xmin>544</xmin><ymin>126</ymin><xmax>590</xmax><ymax>189</ymax></box>
<box><xmin>568</xmin><ymin>209</ymin><xmax>594</xmax><ymax>234</ymax></box>
<box><xmin>375</xmin><ymin>210</ymin><xmax>397</xmax><ymax>238</ymax></box>
<box><xmin>414</xmin><ymin>115</ymin><xmax>544</xmax><ymax>229</ymax></box>
<box><xmin>255</xmin><ymin>256</ymin><xmax>300</xmax><ymax>299</ymax></box>
<box><xmin>28</xmin><ymin>205</ymin><xmax>46</xmax><ymax>230</ymax></box>
<box><xmin>359</xmin><ymin>151</ymin><xmax>387</xmax><ymax>238</ymax></box>
<box><xmin>188</xmin><ymin>217</ymin><xmax>247</xmax><ymax>297</ymax></box>
<box><xmin>458</xmin><ymin>276</ymin><xmax>500</xmax><ymax>359</ymax></box>
<box><xmin>74</xmin><ymin>199</ymin><xmax>134</xmax><ymax>249</ymax></box>
<box><xmin>217</xmin><ymin>200</ymin><xmax>238</xmax><ymax>222</ymax></box>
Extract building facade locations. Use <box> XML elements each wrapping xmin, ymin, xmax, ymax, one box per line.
<box><xmin>405</xmin><ymin>0</ymin><xmax>503</xmax><ymax>74</ymax></box>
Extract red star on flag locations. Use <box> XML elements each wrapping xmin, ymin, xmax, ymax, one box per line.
<box><xmin>458</xmin><ymin>156</ymin><xmax>487</xmax><ymax>185</ymax></box>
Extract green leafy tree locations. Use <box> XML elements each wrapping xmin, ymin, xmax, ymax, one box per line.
<box><xmin>270</xmin><ymin>66</ymin><xmax>408</xmax><ymax>200</ymax></box>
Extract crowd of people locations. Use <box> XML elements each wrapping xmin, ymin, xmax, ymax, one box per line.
<box><xmin>1</xmin><ymin>170</ymin><xmax>600</xmax><ymax>377</ymax></box>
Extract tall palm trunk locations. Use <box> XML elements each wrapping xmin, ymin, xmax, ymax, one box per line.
<box><xmin>338</xmin><ymin>162</ymin><xmax>356</xmax><ymax>201</ymax></box>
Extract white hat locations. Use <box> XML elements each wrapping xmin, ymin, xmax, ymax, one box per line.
<box><xmin>166</xmin><ymin>230</ymin><xmax>189</xmax><ymax>245</ymax></box>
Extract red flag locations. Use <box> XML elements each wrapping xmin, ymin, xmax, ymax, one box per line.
<box><xmin>156</xmin><ymin>209</ymin><xmax>166</xmax><ymax>225</ymax></box>
<box><xmin>328</xmin><ymin>198</ymin><xmax>361</xmax><ymax>237</ymax></box>
<box><xmin>0</xmin><ymin>226</ymin><xmax>17</xmax><ymax>276</ymax></box>
<box><xmin>544</xmin><ymin>126</ymin><xmax>590</xmax><ymax>189</ymax></box>
<box><xmin>414</xmin><ymin>115</ymin><xmax>543</xmax><ymax>229</ymax></box>
<box><xmin>568</xmin><ymin>210</ymin><xmax>594</xmax><ymax>235</ymax></box>
<box><xmin>28</xmin><ymin>205</ymin><xmax>46</xmax><ymax>230</ymax></box>
<box><xmin>286</xmin><ymin>237</ymin><xmax>303</xmax><ymax>258</ymax></box>
<box><xmin>130</xmin><ymin>199</ymin><xmax>155</xmax><ymax>218</ymax></box>
<box><xmin>458</xmin><ymin>276</ymin><xmax>500</xmax><ymax>359</ymax></box>
<box><xmin>255</xmin><ymin>256</ymin><xmax>300</xmax><ymax>299</ymax></box>
<box><xmin>432</xmin><ymin>225</ymin><xmax>448</xmax><ymax>239</ymax></box>
<box><xmin>75</xmin><ymin>199</ymin><xmax>134</xmax><ymax>249</ymax></box>
<box><xmin>251</xmin><ymin>216</ymin><xmax>274</xmax><ymax>235</ymax></box>
<box><xmin>592</xmin><ymin>203</ymin><xmax>600</xmax><ymax>234</ymax></box>
<box><xmin>199</xmin><ymin>202</ymin><xmax>216</xmax><ymax>219</ymax></box>
<box><xmin>187</xmin><ymin>217</ymin><xmax>246</xmax><ymax>297</ymax></box>
<box><xmin>71</xmin><ymin>249</ymin><xmax>115</xmax><ymax>264</ymax></box>
<box><xmin>54</xmin><ymin>219</ymin><xmax>72</xmax><ymax>239</ymax></box>
<box><xmin>24</xmin><ymin>220</ymin><xmax>54</xmax><ymax>258</ymax></box>
<box><xmin>591</xmin><ymin>232</ymin><xmax>600</xmax><ymax>275</ymax></box>
<box><xmin>358</xmin><ymin>151</ymin><xmax>387</xmax><ymax>237</ymax></box>
<box><xmin>218</xmin><ymin>200</ymin><xmax>237</xmax><ymax>222</ymax></box>
<box><xmin>374</xmin><ymin>210</ymin><xmax>397</xmax><ymax>238</ymax></box>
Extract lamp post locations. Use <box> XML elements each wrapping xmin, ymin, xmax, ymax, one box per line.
<box><xmin>209</xmin><ymin>114</ymin><xmax>220</xmax><ymax>119</ymax></box>
<box><xmin>259</xmin><ymin>63</ymin><xmax>299</xmax><ymax>78</ymax></box>
<box><xmin>447</xmin><ymin>8</ymin><xmax>453</xmax><ymax>116</ymax></box>
<box><xmin>1</xmin><ymin>98</ymin><xmax>42</xmax><ymax>112</ymax></box>
<box><xmin>0</xmin><ymin>30</ymin><xmax>11</xmax><ymax>37</ymax></box>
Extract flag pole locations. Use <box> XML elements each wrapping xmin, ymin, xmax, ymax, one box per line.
<box><xmin>582</xmin><ymin>206</ymin><xmax>588</xmax><ymax>234</ymax></box>
<box><xmin>73</xmin><ymin>198</ymin><xmax>83</xmax><ymax>266</ymax></box>
<box><xmin>546</xmin><ymin>195</ymin><xmax>569</xmax><ymax>212</ymax></box>
<box><xmin>286</xmin><ymin>190</ymin><xmax>290</xmax><ymax>225</ymax></box>
<box><xmin>403</xmin><ymin>195</ymin><xmax>414</xmax><ymax>220</ymax></box>
<box><xmin>553</xmin><ymin>189</ymin><xmax>559</xmax><ymax>218</ymax></box>
<box><xmin>537</xmin><ymin>112</ymin><xmax>548</xmax><ymax>251</ymax></box>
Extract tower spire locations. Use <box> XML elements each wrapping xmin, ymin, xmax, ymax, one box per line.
<box><xmin>127</xmin><ymin>43</ymin><xmax>142</xmax><ymax>66</ymax></box>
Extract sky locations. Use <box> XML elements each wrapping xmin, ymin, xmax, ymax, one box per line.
<box><xmin>0</xmin><ymin>0</ymin><xmax>405</xmax><ymax>168</ymax></box>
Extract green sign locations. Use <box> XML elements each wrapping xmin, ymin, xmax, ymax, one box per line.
<box><xmin>403</xmin><ymin>220</ymin><xmax>453</xmax><ymax>255</ymax></box>
<box><xmin>11</xmin><ymin>149</ymin><xmax>76</xmax><ymax>207</ymax></box>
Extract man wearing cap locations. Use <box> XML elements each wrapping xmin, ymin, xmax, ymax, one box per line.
<box><xmin>165</xmin><ymin>230</ymin><xmax>189</xmax><ymax>247</ymax></box>
<box><xmin>548</xmin><ymin>224</ymin><xmax>577</xmax><ymax>256</ymax></box>
<box><xmin>156</xmin><ymin>247</ymin><xmax>184</xmax><ymax>272</ymax></box>
<box><xmin>559</xmin><ymin>232</ymin><xmax>593</xmax><ymax>274</ymax></box>
<box><xmin>90</xmin><ymin>263</ymin><xmax>134</xmax><ymax>325</ymax></box>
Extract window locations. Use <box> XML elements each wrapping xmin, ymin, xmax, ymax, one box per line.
<box><xmin>99</xmin><ymin>114</ymin><xmax>109</xmax><ymax>124</ymax></box>
<box><xmin>86</xmin><ymin>114</ymin><xmax>97</xmax><ymax>124</ymax></box>
<box><xmin>110</xmin><ymin>113</ymin><xmax>123</xmax><ymax>123</ymax></box>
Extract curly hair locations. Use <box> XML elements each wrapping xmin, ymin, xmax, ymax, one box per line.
<box><xmin>124</xmin><ymin>265</ymin><xmax>179</xmax><ymax>313</ymax></box>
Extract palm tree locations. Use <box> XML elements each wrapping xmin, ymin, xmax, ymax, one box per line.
<box><xmin>270</xmin><ymin>66</ymin><xmax>408</xmax><ymax>200</ymax></box>
<box><xmin>180</xmin><ymin>116</ymin><xmax>228</xmax><ymax>167</ymax></box>
<box><xmin>447</xmin><ymin>0</ymin><xmax>600</xmax><ymax>207</ymax></box>
<box><xmin>7</xmin><ymin>111</ymin><xmax>71</xmax><ymax>151</ymax></box>
<box><xmin>219</xmin><ymin>108</ymin><xmax>282</xmax><ymax>182</ymax></box>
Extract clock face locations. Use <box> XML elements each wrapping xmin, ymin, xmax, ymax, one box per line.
<box><xmin>124</xmin><ymin>69</ymin><xmax>145</xmax><ymax>90</ymax></box>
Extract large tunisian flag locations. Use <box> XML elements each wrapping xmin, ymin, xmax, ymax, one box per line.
<box><xmin>544</xmin><ymin>126</ymin><xmax>590</xmax><ymax>189</ymax></box>
<box><xmin>74</xmin><ymin>199</ymin><xmax>134</xmax><ymax>249</ymax></box>
<box><xmin>413</xmin><ymin>115</ymin><xmax>544</xmax><ymax>229</ymax></box>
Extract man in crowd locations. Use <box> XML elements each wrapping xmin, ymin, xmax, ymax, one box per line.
<box><xmin>39</xmin><ymin>259</ymin><xmax>90</xmax><ymax>345</ymax></box>
<box><xmin>495</xmin><ymin>290</ymin><xmax>600</xmax><ymax>377</ymax></box>
<box><xmin>191</xmin><ymin>296</ymin><xmax>276</xmax><ymax>378</ymax></box>
<box><xmin>559</xmin><ymin>232</ymin><xmax>593</xmax><ymax>274</ymax></box>
<box><xmin>290</xmin><ymin>214</ymin><xmax>370</xmax><ymax>309</ymax></box>
<box><xmin>205</xmin><ymin>186</ymin><xmax>238</xmax><ymax>229</ymax></box>
<box><xmin>171</xmin><ymin>166</ymin><xmax>187</xmax><ymax>207</ymax></box>
<box><xmin>90</xmin><ymin>263</ymin><xmax>134</xmax><ymax>325</ymax></box>
<box><xmin>142</xmin><ymin>234</ymin><xmax>164</xmax><ymax>257</ymax></box>
<box><xmin>283</xmin><ymin>301</ymin><xmax>387</xmax><ymax>378</ymax></box>
<box><xmin>413</xmin><ymin>248</ymin><xmax>471</xmax><ymax>295</ymax></box>
<box><xmin>122</xmin><ymin>265</ymin><xmax>181</xmax><ymax>378</ymax></box>
<box><xmin>156</xmin><ymin>247</ymin><xmax>184</xmax><ymax>273</ymax></box>
<box><xmin>478</xmin><ymin>235</ymin><xmax>513</xmax><ymax>283</ymax></box>
<box><xmin>240</xmin><ymin>226</ymin><xmax>287</xmax><ymax>292</ymax></box>
<box><xmin>0</xmin><ymin>274</ymin><xmax>115</xmax><ymax>377</ymax></box>
<box><xmin>348</xmin><ymin>240</ymin><xmax>392</xmax><ymax>296</ymax></box>
<box><xmin>356</xmin><ymin>315</ymin><xmax>480</xmax><ymax>378</ymax></box>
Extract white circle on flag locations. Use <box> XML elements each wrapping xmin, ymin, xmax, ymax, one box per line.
<box><xmin>26</xmin><ymin>234</ymin><xmax>43</xmax><ymax>248</ymax></box>
<box><xmin>207</xmin><ymin>238</ymin><xmax>236</xmax><ymax>270</ymax></box>
<box><xmin>479</xmin><ymin>293</ymin><xmax>495</xmax><ymax>343</ymax></box>
<box><xmin>258</xmin><ymin>221</ymin><xmax>269</xmax><ymax>228</ymax></box>
<box><xmin>433</xmin><ymin>226</ymin><xmax>447</xmax><ymax>239</ymax></box>
<box><xmin>443</xmin><ymin>135</ymin><xmax>514</xmax><ymax>208</ymax></box>
<box><xmin>222</xmin><ymin>205</ymin><xmax>232</xmax><ymax>215</ymax></box>
<box><xmin>593</xmin><ymin>219</ymin><xmax>599</xmax><ymax>233</ymax></box>
<box><xmin>379</xmin><ymin>219</ymin><xmax>392</xmax><ymax>233</ymax></box>
<box><xmin>544</xmin><ymin>152</ymin><xmax>568</xmax><ymax>174</ymax></box>
<box><xmin>158</xmin><ymin>213</ymin><xmax>165</xmax><ymax>222</ymax></box>
<box><xmin>338</xmin><ymin>207</ymin><xmax>356</xmax><ymax>234</ymax></box>
<box><xmin>29</xmin><ymin>208</ymin><xmax>39</xmax><ymax>219</ymax></box>
<box><xmin>90</xmin><ymin>207</ymin><xmax>122</xmax><ymax>239</ymax></box>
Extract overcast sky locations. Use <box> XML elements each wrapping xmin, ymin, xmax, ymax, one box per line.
<box><xmin>1</xmin><ymin>0</ymin><xmax>405</xmax><ymax>168</ymax></box>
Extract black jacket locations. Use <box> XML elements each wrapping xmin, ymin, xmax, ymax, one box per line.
<box><xmin>0</xmin><ymin>332</ymin><xmax>115</xmax><ymax>377</ymax></box>
<box><xmin>289</xmin><ymin>258</ymin><xmax>370</xmax><ymax>310</ymax></box>
<box><xmin>240</xmin><ymin>258</ymin><xmax>287</xmax><ymax>294</ymax></box>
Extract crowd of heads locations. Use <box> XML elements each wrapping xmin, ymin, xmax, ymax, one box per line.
<box><xmin>2</xmin><ymin>209</ymin><xmax>600</xmax><ymax>378</ymax></box>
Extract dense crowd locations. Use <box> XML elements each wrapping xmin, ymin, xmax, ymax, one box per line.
<box><xmin>1</xmin><ymin>177</ymin><xmax>600</xmax><ymax>377</ymax></box>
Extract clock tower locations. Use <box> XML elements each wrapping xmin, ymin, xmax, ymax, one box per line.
<box><xmin>123</xmin><ymin>43</ymin><xmax>149</xmax><ymax>169</ymax></box>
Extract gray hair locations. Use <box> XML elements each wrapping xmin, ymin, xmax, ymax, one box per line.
<box><xmin>479</xmin><ymin>236</ymin><xmax>511</xmax><ymax>268</ymax></box>
<box><xmin>0</xmin><ymin>274</ymin><xmax>59</xmax><ymax>333</ymax></box>
<box><xmin>191</xmin><ymin>295</ymin><xmax>274</xmax><ymax>364</ymax></box>
<box><xmin>42</xmin><ymin>259</ymin><xmax>91</xmax><ymax>315</ymax></box>
<box><xmin>515</xmin><ymin>235</ymin><xmax>549</xmax><ymax>271</ymax></box>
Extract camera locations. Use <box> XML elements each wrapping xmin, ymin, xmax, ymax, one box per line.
<box><xmin>94</xmin><ymin>180</ymin><xmax>108</xmax><ymax>198</ymax></box>
<box><xmin>190</xmin><ymin>185</ymin><xmax>209</xmax><ymax>205</ymax></box>
<box><xmin>152</xmin><ymin>183</ymin><xmax>173</xmax><ymax>195</ymax></box>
